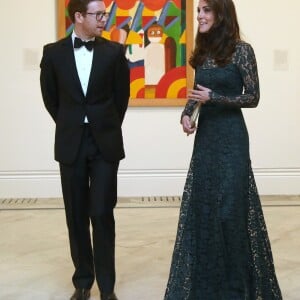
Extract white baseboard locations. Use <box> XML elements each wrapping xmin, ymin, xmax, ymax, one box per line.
<box><xmin>0</xmin><ymin>168</ymin><xmax>299</xmax><ymax>198</ymax></box>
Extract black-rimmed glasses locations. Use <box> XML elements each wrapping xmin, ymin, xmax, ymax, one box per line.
<box><xmin>86</xmin><ymin>11</ymin><xmax>110</xmax><ymax>21</ymax></box>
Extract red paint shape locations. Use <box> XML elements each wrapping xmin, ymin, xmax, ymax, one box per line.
<box><xmin>142</xmin><ymin>16</ymin><xmax>156</xmax><ymax>28</ymax></box>
<box><xmin>115</xmin><ymin>0</ymin><xmax>137</xmax><ymax>10</ymax></box>
<box><xmin>116</xmin><ymin>16</ymin><xmax>130</xmax><ymax>27</ymax></box>
<box><xmin>164</xmin><ymin>16</ymin><xmax>178</xmax><ymax>27</ymax></box>
<box><xmin>66</xmin><ymin>18</ymin><xmax>72</xmax><ymax>29</ymax></box>
<box><xmin>130</xmin><ymin>66</ymin><xmax>145</xmax><ymax>82</ymax></box>
<box><xmin>103</xmin><ymin>0</ymin><xmax>114</xmax><ymax>8</ymax></box>
<box><xmin>178</xmin><ymin>87</ymin><xmax>187</xmax><ymax>98</ymax></box>
<box><xmin>142</xmin><ymin>0</ymin><xmax>168</xmax><ymax>11</ymax></box>
<box><xmin>172</xmin><ymin>0</ymin><xmax>182</xmax><ymax>9</ymax></box>
<box><xmin>136</xmin><ymin>88</ymin><xmax>145</xmax><ymax>98</ymax></box>
<box><xmin>155</xmin><ymin>66</ymin><xmax>186</xmax><ymax>97</ymax></box>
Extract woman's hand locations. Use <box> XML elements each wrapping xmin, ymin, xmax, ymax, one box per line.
<box><xmin>188</xmin><ymin>84</ymin><xmax>211</xmax><ymax>103</ymax></box>
<box><xmin>182</xmin><ymin>115</ymin><xmax>197</xmax><ymax>135</ymax></box>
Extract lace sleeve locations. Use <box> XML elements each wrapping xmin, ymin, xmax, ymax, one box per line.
<box><xmin>181</xmin><ymin>99</ymin><xmax>198</xmax><ymax>119</ymax></box>
<box><xmin>181</xmin><ymin>76</ymin><xmax>198</xmax><ymax>122</ymax></box>
<box><xmin>210</xmin><ymin>42</ymin><xmax>260</xmax><ymax>108</ymax></box>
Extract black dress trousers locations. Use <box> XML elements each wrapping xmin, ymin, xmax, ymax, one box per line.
<box><xmin>59</xmin><ymin>124</ymin><xmax>119</xmax><ymax>293</ymax></box>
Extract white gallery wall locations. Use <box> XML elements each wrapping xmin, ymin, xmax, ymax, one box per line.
<box><xmin>0</xmin><ymin>0</ymin><xmax>299</xmax><ymax>198</ymax></box>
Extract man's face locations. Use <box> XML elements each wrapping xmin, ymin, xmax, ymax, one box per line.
<box><xmin>78</xmin><ymin>1</ymin><xmax>107</xmax><ymax>39</ymax></box>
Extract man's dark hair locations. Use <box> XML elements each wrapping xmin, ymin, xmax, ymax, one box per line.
<box><xmin>68</xmin><ymin>0</ymin><xmax>102</xmax><ymax>23</ymax></box>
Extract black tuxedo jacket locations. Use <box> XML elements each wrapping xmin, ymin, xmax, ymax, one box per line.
<box><xmin>40</xmin><ymin>36</ymin><xmax>130</xmax><ymax>164</ymax></box>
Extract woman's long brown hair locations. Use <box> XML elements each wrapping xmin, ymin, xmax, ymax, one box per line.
<box><xmin>189</xmin><ymin>0</ymin><xmax>241</xmax><ymax>68</ymax></box>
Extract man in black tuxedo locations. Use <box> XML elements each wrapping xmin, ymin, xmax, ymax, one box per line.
<box><xmin>40</xmin><ymin>1</ymin><xmax>129</xmax><ymax>299</ymax></box>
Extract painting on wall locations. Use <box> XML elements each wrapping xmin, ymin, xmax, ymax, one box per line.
<box><xmin>57</xmin><ymin>0</ymin><xmax>194</xmax><ymax>106</ymax></box>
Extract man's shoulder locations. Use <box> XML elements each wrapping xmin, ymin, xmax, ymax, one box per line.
<box><xmin>96</xmin><ymin>37</ymin><xmax>124</xmax><ymax>52</ymax></box>
<box><xmin>43</xmin><ymin>36</ymin><xmax>71</xmax><ymax>52</ymax></box>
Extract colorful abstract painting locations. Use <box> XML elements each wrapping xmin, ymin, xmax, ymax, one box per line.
<box><xmin>57</xmin><ymin>0</ymin><xmax>193</xmax><ymax>106</ymax></box>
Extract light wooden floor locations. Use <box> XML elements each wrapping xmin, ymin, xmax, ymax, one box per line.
<box><xmin>0</xmin><ymin>196</ymin><xmax>299</xmax><ymax>300</ymax></box>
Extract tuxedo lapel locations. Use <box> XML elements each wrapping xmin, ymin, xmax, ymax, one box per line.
<box><xmin>86</xmin><ymin>38</ymin><xmax>106</xmax><ymax>99</ymax></box>
<box><xmin>61</xmin><ymin>36</ymin><xmax>86</xmax><ymax>100</ymax></box>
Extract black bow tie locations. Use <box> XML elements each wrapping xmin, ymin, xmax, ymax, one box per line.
<box><xmin>74</xmin><ymin>37</ymin><xmax>95</xmax><ymax>51</ymax></box>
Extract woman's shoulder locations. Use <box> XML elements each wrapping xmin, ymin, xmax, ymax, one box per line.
<box><xmin>235</xmin><ymin>40</ymin><xmax>254</xmax><ymax>52</ymax></box>
<box><xmin>232</xmin><ymin>40</ymin><xmax>257</xmax><ymax>66</ymax></box>
<box><xmin>233</xmin><ymin>40</ymin><xmax>256</xmax><ymax>61</ymax></box>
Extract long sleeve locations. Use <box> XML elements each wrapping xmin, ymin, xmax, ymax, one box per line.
<box><xmin>40</xmin><ymin>44</ymin><xmax>59</xmax><ymax>122</ymax></box>
<box><xmin>113</xmin><ymin>45</ymin><xmax>130</xmax><ymax>124</ymax></box>
<box><xmin>209</xmin><ymin>43</ymin><xmax>260</xmax><ymax>108</ymax></box>
<box><xmin>181</xmin><ymin>75</ymin><xmax>198</xmax><ymax>121</ymax></box>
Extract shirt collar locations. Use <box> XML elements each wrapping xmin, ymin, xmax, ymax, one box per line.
<box><xmin>72</xmin><ymin>31</ymin><xmax>96</xmax><ymax>45</ymax></box>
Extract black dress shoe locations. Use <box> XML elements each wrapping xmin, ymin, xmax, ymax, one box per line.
<box><xmin>70</xmin><ymin>288</ymin><xmax>91</xmax><ymax>300</ymax></box>
<box><xmin>101</xmin><ymin>291</ymin><xmax>118</xmax><ymax>300</ymax></box>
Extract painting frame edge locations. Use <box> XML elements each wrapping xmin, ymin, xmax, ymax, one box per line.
<box><xmin>56</xmin><ymin>0</ymin><xmax>194</xmax><ymax>107</ymax></box>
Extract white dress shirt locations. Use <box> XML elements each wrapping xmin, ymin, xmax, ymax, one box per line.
<box><xmin>72</xmin><ymin>32</ymin><xmax>95</xmax><ymax>123</ymax></box>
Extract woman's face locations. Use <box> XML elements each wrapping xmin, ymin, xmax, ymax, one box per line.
<box><xmin>197</xmin><ymin>0</ymin><xmax>215</xmax><ymax>33</ymax></box>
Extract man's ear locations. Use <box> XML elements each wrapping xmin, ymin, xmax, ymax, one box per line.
<box><xmin>74</xmin><ymin>11</ymin><xmax>83</xmax><ymax>24</ymax></box>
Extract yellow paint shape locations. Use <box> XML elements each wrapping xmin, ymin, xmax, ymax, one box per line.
<box><xmin>145</xmin><ymin>85</ymin><xmax>156</xmax><ymax>98</ymax></box>
<box><xmin>160</xmin><ymin>33</ymin><xmax>168</xmax><ymax>44</ymax></box>
<box><xmin>126</xmin><ymin>31</ymin><xmax>143</xmax><ymax>45</ymax></box>
<box><xmin>101</xmin><ymin>31</ymin><xmax>111</xmax><ymax>40</ymax></box>
<box><xmin>142</xmin><ymin>7</ymin><xmax>156</xmax><ymax>16</ymax></box>
<box><xmin>130</xmin><ymin>78</ymin><xmax>145</xmax><ymax>98</ymax></box>
<box><xmin>167</xmin><ymin>78</ymin><xmax>186</xmax><ymax>98</ymax></box>
<box><xmin>179</xmin><ymin>30</ymin><xmax>186</xmax><ymax>44</ymax></box>
<box><xmin>116</xmin><ymin>8</ymin><xmax>130</xmax><ymax>16</ymax></box>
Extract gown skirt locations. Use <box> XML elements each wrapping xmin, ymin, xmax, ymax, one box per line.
<box><xmin>164</xmin><ymin>104</ymin><xmax>282</xmax><ymax>300</ymax></box>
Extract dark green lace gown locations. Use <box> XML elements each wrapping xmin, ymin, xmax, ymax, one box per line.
<box><xmin>164</xmin><ymin>42</ymin><xmax>282</xmax><ymax>300</ymax></box>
